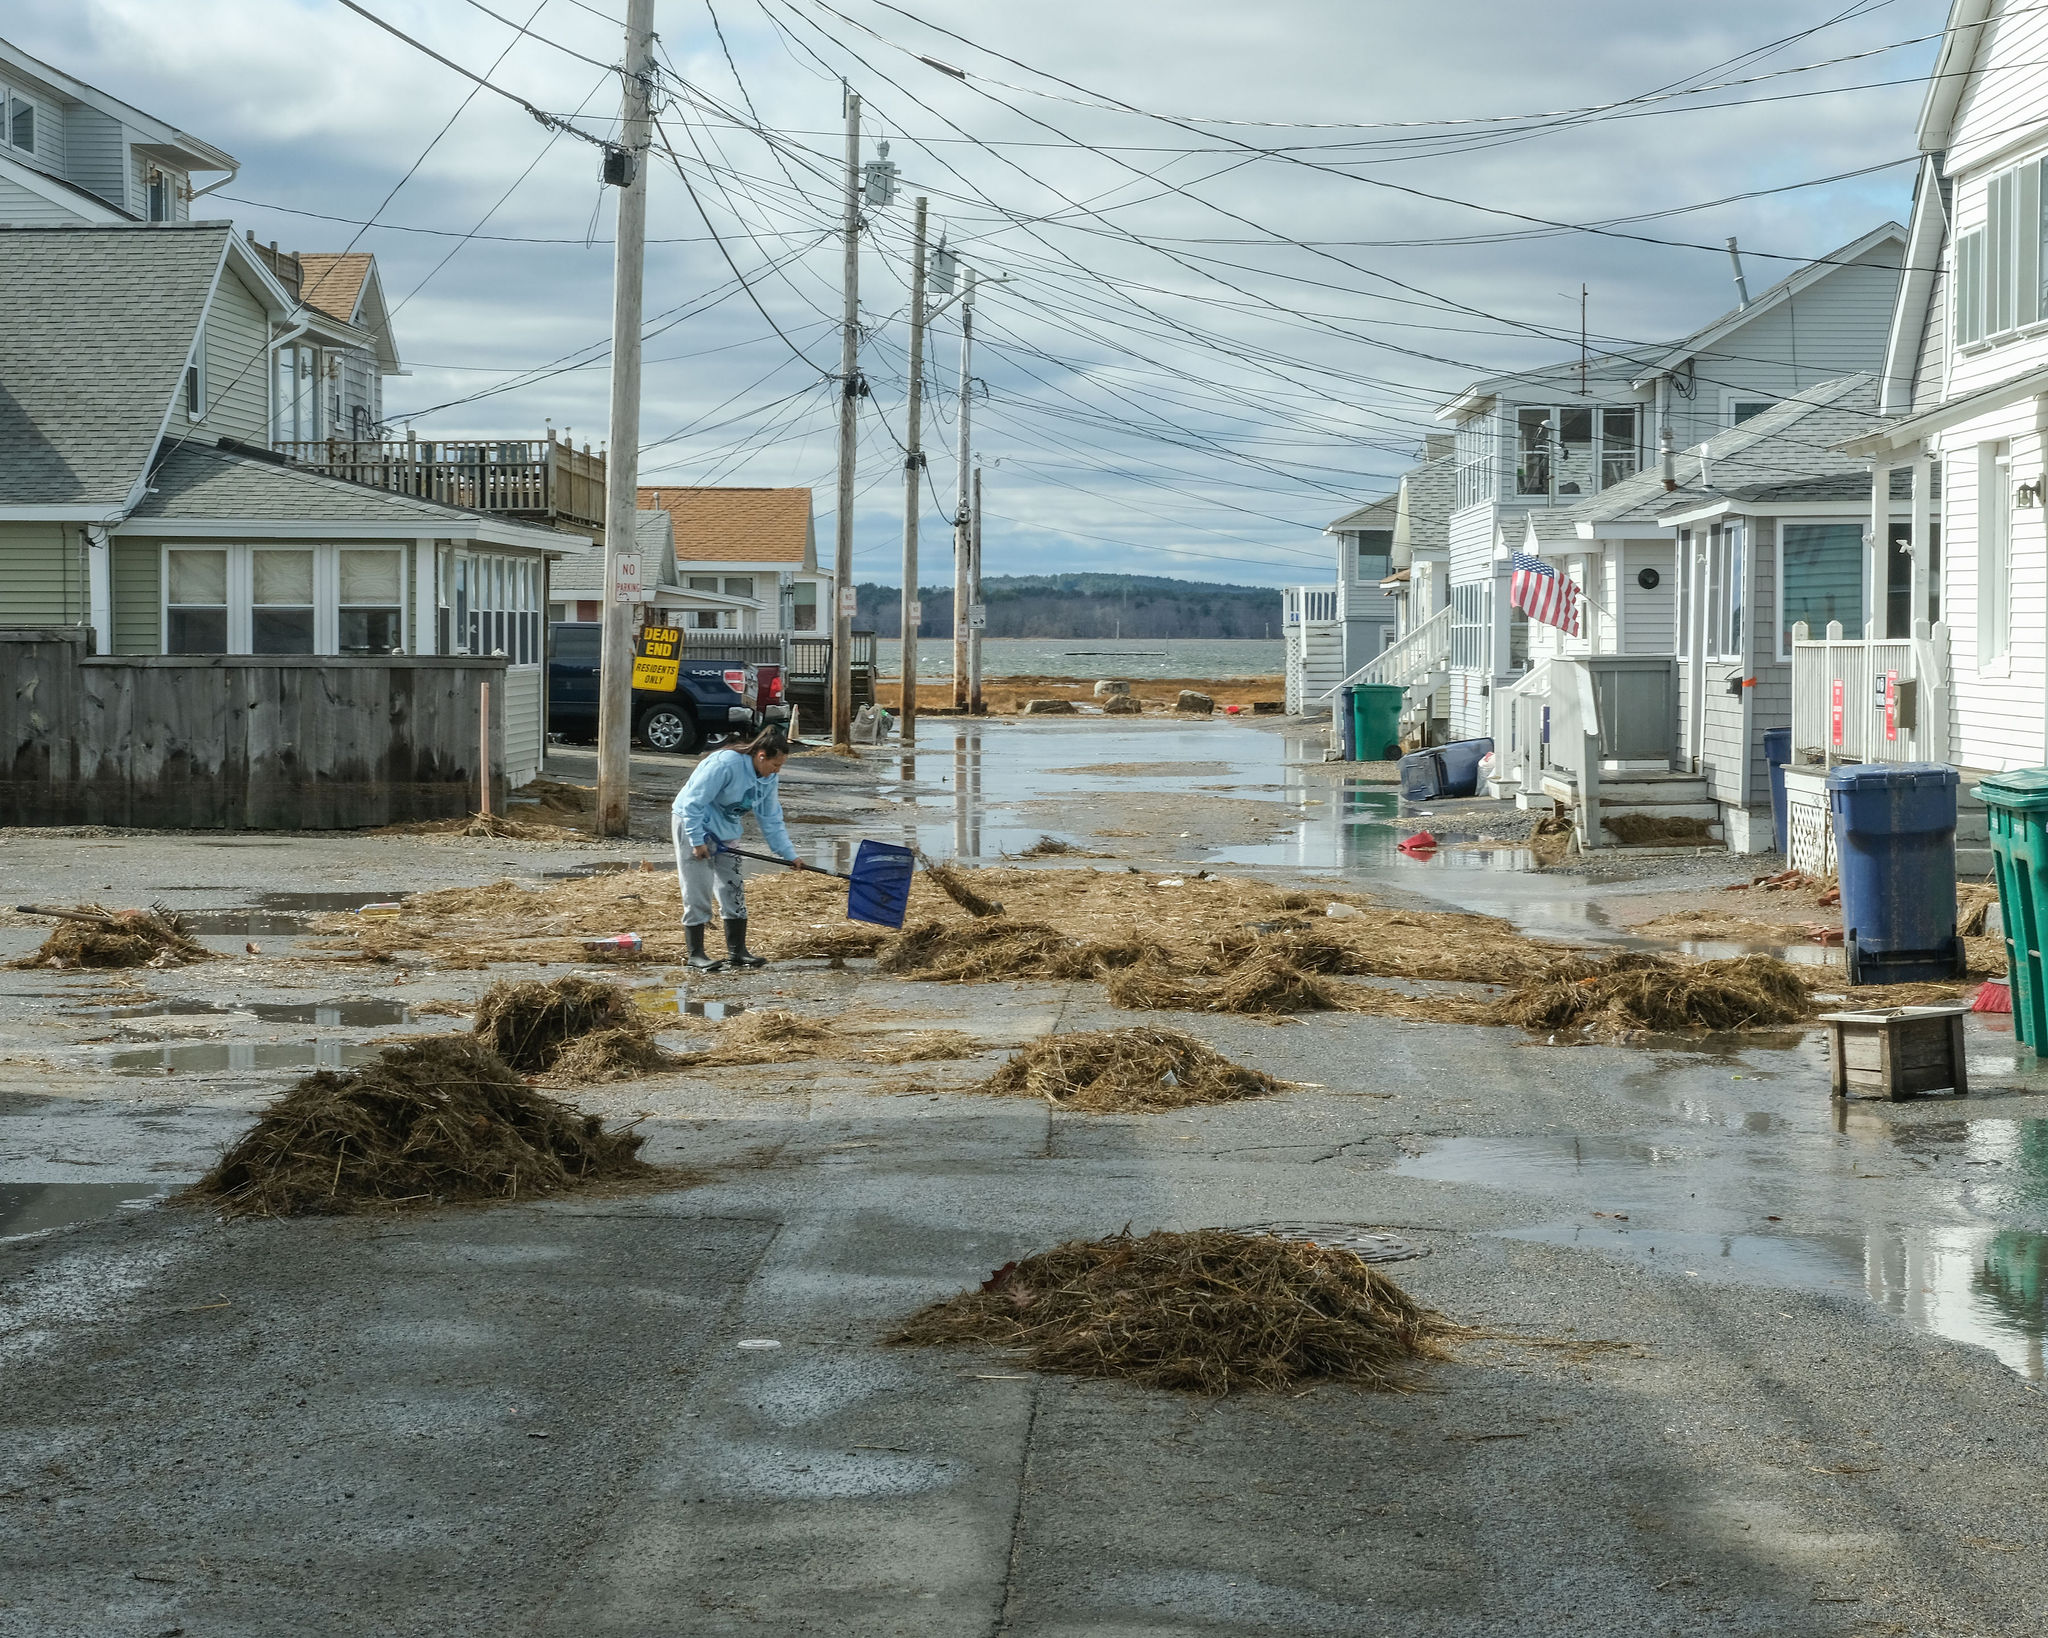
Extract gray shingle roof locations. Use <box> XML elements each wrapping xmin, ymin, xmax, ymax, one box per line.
<box><xmin>131</xmin><ymin>443</ymin><xmax>484</xmax><ymax>522</ymax></box>
<box><xmin>1399</xmin><ymin>454</ymin><xmax>1458</xmax><ymax>553</ymax></box>
<box><xmin>549</xmin><ymin>509</ymin><xmax>668</xmax><ymax>594</ymax></box>
<box><xmin>1551</xmin><ymin>374</ymin><xmax>1887</xmax><ymax>531</ymax></box>
<box><xmin>0</xmin><ymin>223</ymin><xmax>227</xmax><ymax>507</ymax></box>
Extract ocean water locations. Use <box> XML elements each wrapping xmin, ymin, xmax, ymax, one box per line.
<box><xmin>874</xmin><ymin>637</ymin><xmax>1285</xmax><ymax>681</ymax></box>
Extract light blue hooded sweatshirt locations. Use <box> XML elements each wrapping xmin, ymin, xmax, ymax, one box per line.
<box><xmin>673</xmin><ymin>747</ymin><xmax>794</xmax><ymax>859</ymax></box>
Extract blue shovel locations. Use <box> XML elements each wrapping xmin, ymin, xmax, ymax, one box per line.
<box><xmin>714</xmin><ymin>839</ymin><xmax>916</xmax><ymax>929</ymax></box>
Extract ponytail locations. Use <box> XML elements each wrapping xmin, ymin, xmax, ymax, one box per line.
<box><xmin>735</xmin><ymin>723</ymin><xmax>791</xmax><ymax>759</ymax></box>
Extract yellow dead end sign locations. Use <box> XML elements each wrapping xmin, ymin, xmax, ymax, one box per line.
<box><xmin>632</xmin><ymin>625</ymin><xmax>681</xmax><ymax>691</ymax></box>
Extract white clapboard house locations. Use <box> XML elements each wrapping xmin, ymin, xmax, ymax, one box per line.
<box><xmin>1792</xmin><ymin>1</ymin><xmax>2048</xmax><ymax>877</ymax></box>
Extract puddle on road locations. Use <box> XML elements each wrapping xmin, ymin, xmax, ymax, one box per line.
<box><xmin>1</xmin><ymin>1182</ymin><xmax>171</xmax><ymax>1240</ymax></box>
<box><xmin>1396</xmin><ymin>1115</ymin><xmax>2048</xmax><ymax>1378</ymax></box>
<box><xmin>174</xmin><ymin>892</ymin><xmax>409</xmax><ymax>936</ymax></box>
<box><xmin>79</xmin><ymin>997</ymin><xmax>414</xmax><ymax>1026</ymax></box>
<box><xmin>111</xmin><ymin>1040</ymin><xmax>382</xmax><ymax>1075</ymax></box>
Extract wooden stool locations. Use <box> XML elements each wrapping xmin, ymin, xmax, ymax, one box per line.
<box><xmin>1819</xmin><ymin>1006</ymin><xmax>1970</xmax><ymax>1101</ymax></box>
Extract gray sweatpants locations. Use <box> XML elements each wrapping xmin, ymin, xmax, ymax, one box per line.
<box><xmin>675</xmin><ymin>826</ymin><xmax>747</xmax><ymax>927</ymax></box>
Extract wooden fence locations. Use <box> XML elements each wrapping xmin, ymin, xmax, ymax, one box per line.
<box><xmin>0</xmin><ymin>628</ymin><xmax>508</xmax><ymax>829</ymax></box>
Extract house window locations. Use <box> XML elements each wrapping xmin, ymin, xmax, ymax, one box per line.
<box><xmin>1779</xmin><ymin>523</ymin><xmax>1864</xmax><ymax>658</ymax></box>
<box><xmin>166</xmin><ymin>549</ymin><xmax>229</xmax><ymax>655</ymax></box>
<box><xmin>148</xmin><ymin>169</ymin><xmax>173</xmax><ymax>223</ymax></box>
<box><xmin>251</xmin><ymin>549</ymin><xmax>316</xmax><ymax>654</ymax></box>
<box><xmin>723</xmin><ymin>576</ymin><xmax>755</xmax><ymax>601</ymax></box>
<box><xmin>1955</xmin><ymin>157</ymin><xmax>2046</xmax><ymax>347</ymax></box>
<box><xmin>792</xmin><ymin>581</ymin><xmax>819</xmax><ymax>631</ymax></box>
<box><xmin>1449</xmin><ymin>580</ymin><xmax>1491</xmax><ymax>671</ymax></box>
<box><xmin>1512</xmin><ymin>403</ymin><xmax>1638</xmax><ymax>499</ymax></box>
<box><xmin>340</xmin><ymin>549</ymin><xmax>405</xmax><ymax>655</ymax></box>
<box><xmin>1455</xmin><ymin>416</ymin><xmax>1496</xmax><ymax>510</ymax></box>
<box><xmin>449</xmin><ymin>550</ymin><xmax>539</xmax><ymax>663</ymax></box>
<box><xmin>1356</xmin><ymin>528</ymin><xmax>1392</xmax><ymax>584</ymax></box>
<box><xmin>1979</xmin><ymin>442</ymin><xmax>2012</xmax><ymax>664</ymax></box>
<box><xmin>185</xmin><ymin>326</ymin><xmax>206</xmax><ymax>421</ymax></box>
<box><xmin>1729</xmin><ymin>400</ymin><xmax>1773</xmax><ymax>426</ymax></box>
<box><xmin>5</xmin><ymin>89</ymin><xmax>34</xmax><ymax>154</ymax></box>
<box><xmin>1707</xmin><ymin>523</ymin><xmax>1744</xmax><ymax>658</ymax></box>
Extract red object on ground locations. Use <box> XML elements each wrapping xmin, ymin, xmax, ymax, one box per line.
<box><xmin>1973</xmin><ymin>980</ymin><xmax>2013</xmax><ymax>1015</ymax></box>
<box><xmin>1224</xmin><ymin>704</ymin><xmax>1242</xmax><ymax>714</ymax></box>
<box><xmin>1397</xmin><ymin>830</ymin><xmax>1438</xmax><ymax>853</ymax></box>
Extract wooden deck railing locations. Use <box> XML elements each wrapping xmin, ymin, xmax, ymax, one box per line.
<box><xmin>274</xmin><ymin>433</ymin><xmax>606</xmax><ymax>539</ymax></box>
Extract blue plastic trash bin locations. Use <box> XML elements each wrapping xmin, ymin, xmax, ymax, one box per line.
<box><xmin>1826</xmin><ymin>762</ymin><xmax>1964</xmax><ymax>984</ymax></box>
<box><xmin>1434</xmin><ymin>737</ymin><xmax>1496</xmax><ymax>799</ymax></box>
<box><xmin>1336</xmin><ymin>686</ymin><xmax>1358</xmax><ymax>761</ymax></box>
<box><xmin>1399</xmin><ymin>749</ymin><xmax>1446</xmax><ymax>801</ymax></box>
<box><xmin>1763</xmin><ymin>727</ymin><xmax>1792</xmax><ymax>855</ymax></box>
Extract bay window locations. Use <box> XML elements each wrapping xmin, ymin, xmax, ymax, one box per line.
<box><xmin>162</xmin><ymin>543</ymin><xmax>415</xmax><ymax>656</ymax></box>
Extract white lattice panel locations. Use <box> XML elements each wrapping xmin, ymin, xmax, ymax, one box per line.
<box><xmin>1788</xmin><ymin>796</ymin><xmax>1836</xmax><ymax>877</ymax></box>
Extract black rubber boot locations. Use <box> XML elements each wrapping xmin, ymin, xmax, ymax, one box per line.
<box><xmin>724</xmin><ymin>917</ymin><xmax>767</xmax><ymax>970</ymax></box>
<box><xmin>686</xmin><ymin>923</ymin><xmax>723</xmax><ymax>973</ymax></box>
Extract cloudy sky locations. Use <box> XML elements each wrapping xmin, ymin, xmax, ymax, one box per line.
<box><xmin>14</xmin><ymin>0</ymin><xmax>1948</xmax><ymax>585</ymax></box>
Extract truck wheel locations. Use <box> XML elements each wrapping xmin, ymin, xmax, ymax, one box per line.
<box><xmin>637</xmin><ymin>704</ymin><xmax>700</xmax><ymax>754</ymax></box>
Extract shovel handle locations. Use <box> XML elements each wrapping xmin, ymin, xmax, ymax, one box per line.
<box><xmin>710</xmin><ymin>843</ymin><xmax>850</xmax><ymax>882</ymax></box>
<box><xmin>16</xmin><ymin>904</ymin><xmax>125</xmax><ymax>926</ymax></box>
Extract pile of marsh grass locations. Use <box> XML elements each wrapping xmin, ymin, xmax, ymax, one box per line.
<box><xmin>13</xmin><ymin>904</ymin><xmax>213</xmax><ymax>970</ymax></box>
<box><xmin>856</xmin><ymin>1028</ymin><xmax>982</xmax><ymax>1065</ymax></box>
<box><xmin>1018</xmin><ymin>836</ymin><xmax>1077</xmax><ymax>858</ymax></box>
<box><xmin>980</xmin><ymin>1027</ymin><xmax>1282</xmax><ymax>1112</ymax></box>
<box><xmin>471</xmin><ymin>975</ymin><xmax>675</xmax><ymax>1079</ymax></box>
<box><xmin>767</xmin><ymin>925</ymin><xmax>892</xmax><ymax>965</ymax></box>
<box><xmin>183</xmin><ymin>1037</ymin><xmax>649</xmax><ymax>1218</ymax></box>
<box><xmin>1496</xmin><ymin>951</ymin><xmax>1810</xmax><ymax>1038</ymax></box>
<box><xmin>876</xmin><ymin>919</ymin><xmax>1163</xmax><ymax>984</ymax></box>
<box><xmin>1601</xmin><ymin>813</ymin><xmax>1718</xmax><ymax>846</ymax></box>
<box><xmin>1106</xmin><ymin>947</ymin><xmax>1353</xmax><ymax>1016</ymax></box>
<box><xmin>889</xmin><ymin>1228</ymin><xmax>1454</xmax><ymax>1393</ymax></box>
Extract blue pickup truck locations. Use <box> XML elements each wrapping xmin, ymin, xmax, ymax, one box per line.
<box><xmin>547</xmin><ymin>621</ymin><xmax>759</xmax><ymax>754</ymax></box>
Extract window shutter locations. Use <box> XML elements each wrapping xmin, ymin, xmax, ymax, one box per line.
<box><xmin>1989</xmin><ymin>171</ymin><xmax>2014</xmax><ymax>335</ymax></box>
<box><xmin>1957</xmin><ymin>231</ymin><xmax>1984</xmax><ymax>346</ymax></box>
<box><xmin>2021</xmin><ymin>164</ymin><xmax>2042</xmax><ymax>329</ymax></box>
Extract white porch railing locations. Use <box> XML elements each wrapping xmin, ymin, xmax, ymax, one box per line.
<box><xmin>1497</xmin><ymin>659</ymin><xmax>1605</xmax><ymax>850</ymax></box>
<box><xmin>1789</xmin><ymin>620</ymin><xmax>1951</xmax><ymax>766</ymax></box>
<box><xmin>1283</xmin><ymin>585</ymin><xmax>1340</xmax><ymax>627</ymax></box>
<box><xmin>1312</xmin><ymin>605</ymin><xmax>1450</xmax><ymax>705</ymax></box>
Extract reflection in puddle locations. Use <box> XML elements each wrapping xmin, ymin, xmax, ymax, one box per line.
<box><xmin>638</xmin><ymin>992</ymin><xmax>746</xmax><ymax>1021</ymax></box>
<box><xmin>111</xmin><ymin>1041</ymin><xmax>381</xmax><ymax>1074</ymax></box>
<box><xmin>1395</xmin><ymin>1120</ymin><xmax>2048</xmax><ymax>1378</ymax></box>
<box><xmin>175</xmin><ymin>892</ymin><xmax>408</xmax><ymax>935</ymax></box>
<box><xmin>1</xmin><ymin>1182</ymin><xmax>170</xmax><ymax>1240</ymax></box>
<box><xmin>82</xmin><ymin>997</ymin><xmax>413</xmax><ymax>1026</ymax></box>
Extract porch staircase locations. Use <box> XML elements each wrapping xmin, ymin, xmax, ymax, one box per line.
<box><xmin>1317</xmin><ymin>606</ymin><xmax>1451</xmax><ymax>739</ymax></box>
<box><xmin>1539</xmin><ymin>767</ymin><xmax>1724</xmax><ymax>847</ymax></box>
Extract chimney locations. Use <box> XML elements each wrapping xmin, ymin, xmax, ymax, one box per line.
<box><xmin>1660</xmin><ymin>423</ymin><xmax>1677</xmax><ymax>491</ymax></box>
<box><xmin>1726</xmin><ymin>237</ymin><xmax>1751</xmax><ymax>310</ymax></box>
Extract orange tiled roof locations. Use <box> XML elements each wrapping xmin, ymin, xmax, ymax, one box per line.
<box><xmin>637</xmin><ymin>486</ymin><xmax>814</xmax><ymax>565</ymax></box>
<box><xmin>294</xmin><ymin>252</ymin><xmax>373</xmax><ymax>323</ymax></box>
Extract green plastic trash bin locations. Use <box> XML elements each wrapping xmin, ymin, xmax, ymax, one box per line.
<box><xmin>1977</xmin><ymin>768</ymin><xmax>2048</xmax><ymax>1053</ymax></box>
<box><xmin>1350</xmin><ymin>683</ymin><xmax>1405</xmax><ymax>763</ymax></box>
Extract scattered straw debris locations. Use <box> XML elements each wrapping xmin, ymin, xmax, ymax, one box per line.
<box><xmin>1106</xmin><ymin>949</ymin><xmax>1353</xmax><ymax>1015</ymax></box>
<box><xmin>11</xmin><ymin>903</ymin><xmax>214</xmax><ymax>970</ymax></box>
<box><xmin>1601</xmin><ymin>813</ymin><xmax>1718</xmax><ymax>845</ymax></box>
<box><xmin>916</xmin><ymin>853</ymin><xmax>1005</xmax><ymax>917</ymax></box>
<box><xmin>979</xmin><ymin>1027</ymin><xmax>1282</xmax><ymax>1112</ymax></box>
<box><xmin>857</xmin><ymin>1029</ymin><xmax>983</xmax><ymax>1064</ymax></box>
<box><xmin>889</xmin><ymin>1229</ymin><xmax>1455</xmax><ymax>1393</ymax></box>
<box><xmin>683</xmin><ymin>1009</ymin><xmax>839</xmax><ymax>1067</ymax></box>
<box><xmin>1496</xmin><ymin>952</ymin><xmax>1810</xmax><ymax>1039</ymax></box>
<box><xmin>472</xmin><ymin>976</ymin><xmax>670</xmax><ymax>1076</ymax></box>
<box><xmin>182</xmin><ymin>1037</ymin><xmax>649</xmax><ymax>1218</ymax></box>
<box><xmin>768</xmin><ymin>926</ymin><xmax>891</xmax><ymax>964</ymax></box>
<box><xmin>877</xmin><ymin>919</ymin><xmax>1161</xmax><ymax>983</ymax></box>
<box><xmin>1959</xmin><ymin>884</ymin><xmax>2000</xmax><ymax>939</ymax></box>
<box><xmin>1019</xmin><ymin>836</ymin><xmax>1077</xmax><ymax>857</ymax></box>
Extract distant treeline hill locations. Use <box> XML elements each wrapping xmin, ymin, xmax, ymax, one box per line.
<box><xmin>854</xmin><ymin>574</ymin><xmax>1280</xmax><ymax>639</ymax></box>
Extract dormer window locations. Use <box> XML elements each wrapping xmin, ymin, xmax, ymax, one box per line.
<box><xmin>148</xmin><ymin>169</ymin><xmax>173</xmax><ymax>223</ymax></box>
<box><xmin>4</xmin><ymin>89</ymin><xmax>35</xmax><ymax>154</ymax></box>
<box><xmin>1514</xmin><ymin>404</ymin><xmax>1638</xmax><ymax>498</ymax></box>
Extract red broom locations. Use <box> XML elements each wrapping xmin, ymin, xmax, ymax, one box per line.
<box><xmin>1973</xmin><ymin>979</ymin><xmax>2012</xmax><ymax>1015</ymax></box>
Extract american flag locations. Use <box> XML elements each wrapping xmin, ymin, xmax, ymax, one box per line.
<box><xmin>1509</xmin><ymin>551</ymin><xmax>1582</xmax><ymax>637</ymax></box>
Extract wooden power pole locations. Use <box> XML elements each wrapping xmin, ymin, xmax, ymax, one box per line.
<box><xmin>969</xmin><ymin>463</ymin><xmax>983</xmax><ymax>713</ymax></box>
<box><xmin>831</xmin><ymin>90</ymin><xmax>861</xmax><ymax>751</ymax></box>
<box><xmin>951</xmin><ymin>266</ymin><xmax>976</xmax><ymax>707</ymax></box>
<box><xmin>898</xmin><ymin>196</ymin><xmax>928</xmax><ymax>746</ymax></box>
<box><xmin>595</xmin><ymin>0</ymin><xmax>654</xmax><ymax>836</ymax></box>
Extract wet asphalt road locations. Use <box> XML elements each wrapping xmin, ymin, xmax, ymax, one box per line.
<box><xmin>6</xmin><ymin>719</ymin><xmax>2048</xmax><ymax>1636</ymax></box>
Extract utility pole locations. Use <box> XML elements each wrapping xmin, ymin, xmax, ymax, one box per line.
<box><xmin>968</xmin><ymin>463</ymin><xmax>984</xmax><ymax>713</ymax></box>
<box><xmin>1578</xmin><ymin>283</ymin><xmax>1588</xmax><ymax>396</ymax></box>
<box><xmin>596</xmin><ymin>0</ymin><xmax>654</xmax><ymax>837</ymax></box>
<box><xmin>898</xmin><ymin>196</ymin><xmax>928</xmax><ymax>746</ymax></box>
<box><xmin>831</xmin><ymin>88</ymin><xmax>861</xmax><ymax>751</ymax></box>
<box><xmin>951</xmin><ymin>265</ymin><xmax>977</xmax><ymax>708</ymax></box>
